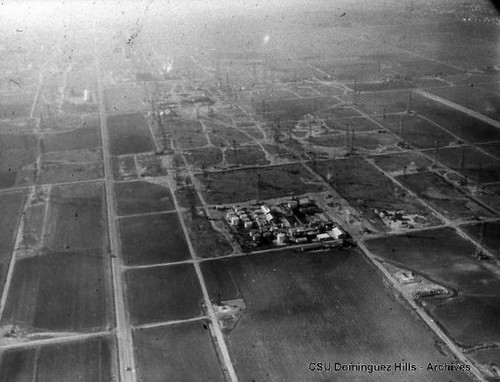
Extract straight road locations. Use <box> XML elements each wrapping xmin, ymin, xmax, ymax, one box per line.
<box><xmin>93</xmin><ymin>23</ymin><xmax>137</xmax><ymax>382</ymax></box>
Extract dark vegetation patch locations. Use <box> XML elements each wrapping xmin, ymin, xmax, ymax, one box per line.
<box><xmin>133</xmin><ymin>321</ymin><xmax>225</xmax><ymax>382</ymax></box>
<box><xmin>126</xmin><ymin>264</ymin><xmax>203</xmax><ymax>325</ymax></box>
<box><xmin>119</xmin><ymin>212</ymin><xmax>190</xmax><ymax>265</ymax></box>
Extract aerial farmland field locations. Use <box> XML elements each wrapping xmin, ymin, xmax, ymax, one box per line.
<box><xmin>196</xmin><ymin>163</ymin><xmax>325</xmax><ymax>205</ymax></box>
<box><xmin>0</xmin><ymin>336</ymin><xmax>115</xmax><ymax>382</ymax></box>
<box><xmin>133</xmin><ymin>321</ymin><xmax>226</xmax><ymax>382</ymax></box>
<box><xmin>201</xmin><ymin>249</ymin><xmax>473</xmax><ymax>382</ymax></box>
<box><xmin>1</xmin><ymin>250</ymin><xmax>112</xmax><ymax>332</ymax></box>
<box><xmin>115</xmin><ymin>180</ymin><xmax>175</xmax><ymax>216</ymax></box>
<box><xmin>125</xmin><ymin>264</ymin><xmax>203</xmax><ymax>326</ymax></box>
<box><xmin>1</xmin><ymin>0</ymin><xmax>500</xmax><ymax>380</ymax></box>
<box><xmin>107</xmin><ymin>113</ymin><xmax>154</xmax><ymax>156</ymax></box>
<box><xmin>119</xmin><ymin>212</ymin><xmax>190</xmax><ymax>265</ymax></box>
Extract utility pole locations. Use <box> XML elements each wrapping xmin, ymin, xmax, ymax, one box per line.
<box><xmin>476</xmin><ymin>221</ymin><xmax>486</xmax><ymax>259</ymax></box>
<box><xmin>433</xmin><ymin>140</ymin><xmax>439</xmax><ymax>168</ymax></box>
<box><xmin>351</xmin><ymin>128</ymin><xmax>355</xmax><ymax>152</ymax></box>
<box><xmin>256</xmin><ymin>173</ymin><xmax>261</xmax><ymax>201</ymax></box>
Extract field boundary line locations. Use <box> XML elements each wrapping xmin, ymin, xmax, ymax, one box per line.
<box><xmin>116</xmin><ymin>209</ymin><xmax>177</xmax><ymax>220</ymax></box>
<box><xmin>167</xmin><ymin>175</ymin><xmax>239</xmax><ymax>382</ymax></box>
<box><xmin>132</xmin><ymin>316</ymin><xmax>208</xmax><ymax>331</ymax></box>
<box><xmin>0</xmin><ymin>331</ymin><xmax>111</xmax><ymax>351</ymax></box>
<box><xmin>0</xmin><ymin>187</ymin><xmax>33</xmax><ymax>321</ymax></box>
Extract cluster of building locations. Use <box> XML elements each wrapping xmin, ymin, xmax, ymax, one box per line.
<box><xmin>225</xmin><ymin>197</ymin><xmax>346</xmax><ymax>248</ymax></box>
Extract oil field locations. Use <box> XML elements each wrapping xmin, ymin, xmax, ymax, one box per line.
<box><xmin>0</xmin><ymin>0</ymin><xmax>500</xmax><ymax>381</ymax></box>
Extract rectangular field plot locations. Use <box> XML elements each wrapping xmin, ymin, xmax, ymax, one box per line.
<box><xmin>0</xmin><ymin>133</ymin><xmax>38</xmax><ymax>189</ymax></box>
<box><xmin>125</xmin><ymin>264</ymin><xmax>203</xmax><ymax>325</ymax></box>
<box><xmin>39</xmin><ymin>149</ymin><xmax>104</xmax><ymax>184</ymax></box>
<box><xmin>201</xmin><ymin>249</ymin><xmax>473</xmax><ymax>382</ymax></box>
<box><xmin>44</xmin><ymin>182</ymin><xmax>107</xmax><ymax>252</ymax></box>
<box><xmin>0</xmin><ymin>190</ymin><xmax>27</xmax><ymax>298</ymax></box>
<box><xmin>461</xmin><ymin>220</ymin><xmax>500</xmax><ymax>260</ymax></box>
<box><xmin>182</xmin><ymin>210</ymin><xmax>233</xmax><ymax>258</ymax></box>
<box><xmin>119</xmin><ymin>212</ymin><xmax>190</xmax><ymax>265</ymax></box>
<box><xmin>422</xmin><ymin>146</ymin><xmax>500</xmax><ymax>184</ymax></box>
<box><xmin>378</xmin><ymin>114</ymin><xmax>456</xmax><ymax>149</ymax></box>
<box><xmin>350</xmin><ymin>89</ymin><xmax>411</xmax><ymax>115</ymax></box>
<box><xmin>371</xmin><ymin>151</ymin><xmax>431</xmax><ymax>175</ymax></box>
<box><xmin>41</xmin><ymin>115</ymin><xmax>101</xmax><ymax>152</ymax></box>
<box><xmin>115</xmin><ymin>181</ymin><xmax>175</xmax><ymax>216</ymax></box>
<box><xmin>364</xmin><ymin>227</ymin><xmax>500</xmax><ymax>296</ymax></box>
<box><xmin>312</xmin><ymin>158</ymin><xmax>441</xmax><ymax>232</ymax></box>
<box><xmin>107</xmin><ymin>113</ymin><xmax>154</xmax><ymax>156</ymax></box>
<box><xmin>428</xmin><ymin>296</ymin><xmax>500</xmax><ymax>347</ymax></box>
<box><xmin>0</xmin><ymin>336</ymin><xmax>115</xmax><ymax>382</ymax></box>
<box><xmin>323</xmin><ymin>116</ymin><xmax>382</xmax><ymax>132</ymax></box>
<box><xmin>477</xmin><ymin>142</ymin><xmax>500</xmax><ymax>160</ymax></box>
<box><xmin>112</xmin><ymin>155</ymin><xmax>138</xmax><ymax>181</ymax></box>
<box><xmin>225</xmin><ymin>145</ymin><xmax>270</xmax><ymax>166</ymax></box>
<box><xmin>427</xmin><ymin>85</ymin><xmax>500</xmax><ymax>122</ymax></box>
<box><xmin>133</xmin><ymin>320</ymin><xmax>225</xmax><ymax>382</ymax></box>
<box><xmin>170</xmin><ymin>120</ymin><xmax>208</xmax><ymax>149</ymax></box>
<box><xmin>411</xmin><ymin>93</ymin><xmax>500</xmax><ymax>143</ymax></box>
<box><xmin>196</xmin><ymin>163</ymin><xmax>326</xmax><ymax>205</ymax></box>
<box><xmin>184</xmin><ymin>147</ymin><xmax>223</xmax><ymax>170</ymax></box>
<box><xmin>469</xmin><ymin>347</ymin><xmax>500</xmax><ymax>380</ymax></box>
<box><xmin>105</xmin><ymin>86</ymin><xmax>146</xmax><ymax>115</ymax></box>
<box><xmin>308</xmin><ymin>130</ymin><xmax>401</xmax><ymax>153</ymax></box>
<box><xmin>255</xmin><ymin>97</ymin><xmax>335</xmax><ymax>123</ymax></box>
<box><xmin>1</xmin><ymin>250</ymin><xmax>111</xmax><ymax>331</ymax></box>
<box><xmin>396</xmin><ymin>172</ymin><xmax>495</xmax><ymax>220</ymax></box>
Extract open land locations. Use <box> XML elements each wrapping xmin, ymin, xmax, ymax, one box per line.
<box><xmin>1</xmin><ymin>0</ymin><xmax>500</xmax><ymax>381</ymax></box>
<box><xmin>201</xmin><ymin>249</ymin><xmax>473</xmax><ymax>382</ymax></box>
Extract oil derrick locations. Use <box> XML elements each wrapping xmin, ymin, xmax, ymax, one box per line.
<box><xmin>433</xmin><ymin>140</ymin><xmax>439</xmax><ymax>168</ymax></box>
<box><xmin>327</xmin><ymin>166</ymin><xmax>333</xmax><ymax>183</ymax></box>
<box><xmin>273</xmin><ymin>116</ymin><xmax>281</xmax><ymax>143</ymax></box>
<box><xmin>256</xmin><ymin>173</ymin><xmax>261</xmax><ymax>201</ymax></box>
<box><xmin>459</xmin><ymin>145</ymin><xmax>466</xmax><ymax>185</ymax></box>
<box><xmin>232</xmin><ymin>139</ymin><xmax>238</xmax><ymax>162</ymax></box>
<box><xmin>225</xmin><ymin>73</ymin><xmax>231</xmax><ymax>93</ymax></box>
<box><xmin>475</xmin><ymin>221</ymin><xmax>487</xmax><ymax>260</ymax></box>
<box><xmin>406</xmin><ymin>90</ymin><xmax>412</xmax><ymax>113</ymax></box>
<box><xmin>215</xmin><ymin>55</ymin><xmax>222</xmax><ymax>88</ymax></box>
<box><xmin>351</xmin><ymin>128</ymin><xmax>355</xmax><ymax>152</ymax></box>
<box><xmin>352</xmin><ymin>81</ymin><xmax>357</xmax><ymax>105</ymax></box>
